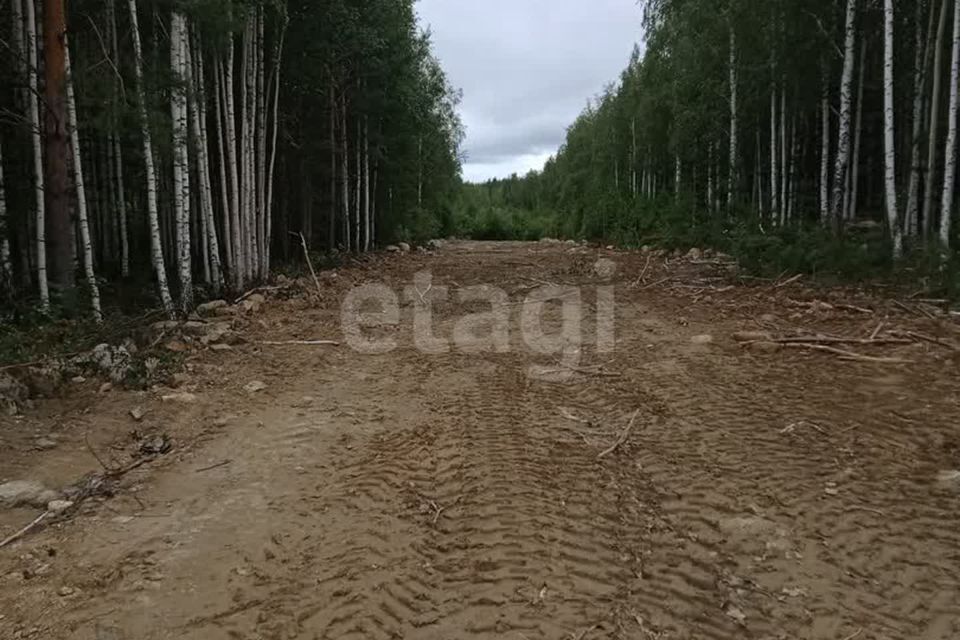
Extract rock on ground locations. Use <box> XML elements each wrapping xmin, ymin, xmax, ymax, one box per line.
<box><xmin>75</xmin><ymin>344</ymin><xmax>135</xmax><ymax>384</ymax></box>
<box><xmin>0</xmin><ymin>373</ymin><xmax>30</xmax><ymax>416</ymax></box>
<box><xmin>0</xmin><ymin>481</ymin><xmax>61</xmax><ymax>510</ymax></box>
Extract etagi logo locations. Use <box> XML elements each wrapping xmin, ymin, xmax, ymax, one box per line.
<box><xmin>340</xmin><ymin>260</ymin><xmax>617</xmax><ymax>381</ymax></box>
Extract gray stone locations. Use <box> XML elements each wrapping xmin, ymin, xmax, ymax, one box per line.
<box><xmin>398</xmin><ymin>242</ymin><xmax>412</xmax><ymax>253</ymax></box>
<box><xmin>0</xmin><ymin>481</ymin><xmax>61</xmax><ymax>509</ymax></box>
<box><xmin>197</xmin><ymin>300</ymin><xmax>229</xmax><ymax>316</ymax></box>
<box><xmin>0</xmin><ymin>373</ymin><xmax>30</xmax><ymax>416</ymax></box>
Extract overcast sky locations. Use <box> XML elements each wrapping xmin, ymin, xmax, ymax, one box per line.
<box><xmin>416</xmin><ymin>1</ymin><xmax>645</xmax><ymax>183</ymax></box>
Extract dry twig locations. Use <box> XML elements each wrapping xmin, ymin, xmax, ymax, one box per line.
<box><xmin>598</xmin><ymin>409</ymin><xmax>642</xmax><ymax>459</ymax></box>
<box><xmin>782</xmin><ymin>343</ymin><xmax>913</xmax><ymax>364</ymax></box>
<box><xmin>261</xmin><ymin>340</ymin><xmax>340</xmax><ymax>346</ymax></box>
<box><xmin>0</xmin><ymin>512</ymin><xmax>52</xmax><ymax>549</ymax></box>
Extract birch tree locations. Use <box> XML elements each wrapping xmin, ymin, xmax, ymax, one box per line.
<box><xmin>830</xmin><ymin>0</ymin><xmax>858</xmax><ymax>230</ymax></box>
<box><xmin>940</xmin><ymin>0</ymin><xmax>960</xmax><ymax>250</ymax></box>
<box><xmin>883</xmin><ymin>0</ymin><xmax>904</xmax><ymax>257</ymax></box>
<box><xmin>128</xmin><ymin>0</ymin><xmax>174</xmax><ymax>316</ymax></box>
<box><xmin>25</xmin><ymin>0</ymin><xmax>49</xmax><ymax>309</ymax></box>
<box><xmin>65</xmin><ymin>46</ymin><xmax>103</xmax><ymax>322</ymax></box>
<box><xmin>0</xmin><ymin>140</ymin><xmax>11</xmax><ymax>291</ymax></box>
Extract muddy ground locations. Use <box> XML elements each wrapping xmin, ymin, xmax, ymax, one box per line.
<box><xmin>1</xmin><ymin>240</ymin><xmax>960</xmax><ymax>640</ymax></box>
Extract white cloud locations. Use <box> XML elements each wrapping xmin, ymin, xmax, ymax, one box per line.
<box><xmin>418</xmin><ymin>0</ymin><xmax>644</xmax><ymax>182</ymax></box>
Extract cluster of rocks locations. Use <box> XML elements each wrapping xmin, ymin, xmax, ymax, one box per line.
<box><xmin>385</xmin><ymin>239</ymin><xmax>447</xmax><ymax>254</ymax></box>
<box><xmin>150</xmin><ymin>294</ymin><xmax>269</xmax><ymax>353</ymax></box>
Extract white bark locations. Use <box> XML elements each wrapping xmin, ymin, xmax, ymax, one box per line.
<box><xmin>906</xmin><ymin>0</ymin><xmax>936</xmax><ymax>235</ymax></box>
<box><xmin>65</xmin><ymin>46</ymin><xmax>103</xmax><ymax>322</ymax></box>
<box><xmin>340</xmin><ymin>95</ymin><xmax>350</xmax><ymax>250</ymax></box>
<box><xmin>363</xmin><ymin>116</ymin><xmax>371</xmax><ymax>252</ymax></box>
<box><xmin>780</xmin><ymin>84</ymin><xmax>788</xmax><ymax>223</ymax></box>
<box><xmin>884</xmin><ymin>0</ymin><xmax>904</xmax><ymax>257</ymax></box>
<box><xmin>186</xmin><ymin>29</ymin><xmax>224</xmax><ymax>293</ymax></box>
<box><xmin>355</xmin><ymin>119</ymin><xmax>362</xmax><ymax>252</ymax></box>
<box><xmin>0</xmin><ymin>140</ymin><xmax>11</xmax><ymax>287</ymax></box>
<box><xmin>925</xmin><ymin>0</ymin><xmax>951</xmax><ymax>236</ymax></box>
<box><xmin>223</xmin><ymin>47</ymin><xmax>242</xmax><ymax>287</ymax></box>
<box><xmin>264</xmin><ymin>13</ymin><xmax>287</xmax><ymax>277</ymax></box>
<box><xmin>770</xmin><ymin>83</ymin><xmax>779</xmax><ymax>220</ymax></box>
<box><xmin>674</xmin><ymin>154</ymin><xmax>681</xmax><ymax>197</ymax></box>
<box><xmin>848</xmin><ymin>40</ymin><xmax>867</xmax><ymax>222</ymax></box>
<box><xmin>820</xmin><ymin>83</ymin><xmax>830</xmax><ymax>223</ymax></box>
<box><xmin>831</xmin><ymin>0</ymin><xmax>858</xmax><ymax>226</ymax></box>
<box><xmin>728</xmin><ymin>26</ymin><xmax>738</xmax><ymax>205</ymax></box>
<box><xmin>25</xmin><ymin>0</ymin><xmax>49</xmax><ymax>309</ymax></box>
<box><xmin>940</xmin><ymin>0</ymin><xmax>960</xmax><ymax>249</ymax></box>
<box><xmin>256</xmin><ymin>8</ymin><xmax>267</xmax><ymax>278</ymax></box>
<box><xmin>128</xmin><ymin>0</ymin><xmax>174</xmax><ymax>316</ymax></box>
<box><xmin>213</xmin><ymin>58</ymin><xmax>234</xmax><ymax>275</ymax></box>
<box><xmin>171</xmin><ymin>12</ymin><xmax>192</xmax><ymax>310</ymax></box>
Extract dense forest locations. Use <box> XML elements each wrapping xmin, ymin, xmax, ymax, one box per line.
<box><xmin>0</xmin><ymin>0</ymin><xmax>463</xmax><ymax>320</ymax></box>
<box><xmin>459</xmin><ymin>0</ymin><xmax>960</xmax><ymax>284</ymax></box>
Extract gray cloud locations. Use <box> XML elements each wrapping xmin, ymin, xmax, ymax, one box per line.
<box><xmin>418</xmin><ymin>0</ymin><xmax>644</xmax><ymax>182</ymax></box>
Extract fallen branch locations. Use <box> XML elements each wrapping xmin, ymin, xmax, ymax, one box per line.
<box><xmin>598</xmin><ymin>409</ymin><xmax>641</xmax><ymax>459</ymax></box>
<box><xmin>774</xmin><ymin>273</ymin><xmax>803</xmax><ymax>289</ymax></box>
<box><xmin>835</xmin><ymin>303</ymin><xmax>874</xmax><ymax>314</ymax></box>
<box><xmin>890</xmin><ymin>330</ymin><xmax>959</xmax><ymax>352</ymax></box>
<box><xmin>771</xmin><ymin>336</ymin><xmax>911</xmax><ymax>346</ymax></box>
<box><xmin>782</xmin><ymin>343</ymin><xmax>913</xmax><ymax>364</ymax></box>
<box><xmin>261</xmin><ymin>340</ymin><xmax>340</xmax><ymax>347</ymax></box>
<box><xmin>234</xmin><ymin>286</ymin><xmax>282</xmax><ymax>305</ymax></box>
<box><xmin>630</xmin><ymin>254</ymin><xmax>653</xmax><ymax>288</ymax></box>
<box><xmin>196</xmin><ymin>460</ymin><xmax>232</xmax><ymax>473</ymax></box>
<box><xmin>0</xmin><ymin>511</ymin><xmax>52</xmax><ymax>549</ymax></box>
<box><xmin>292</xmin><ymin>232</ymin><xmax>323</xmax><ymax>299</ymax></box>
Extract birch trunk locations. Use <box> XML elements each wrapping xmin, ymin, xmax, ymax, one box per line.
<box><xmin>25</xmin><ymin>0</ymin><xmax>49</xmax><ymax>308</ymax></box>
<box><xmin>884</xmin><ymin>0</ymin><xmax>904</xmax><ymax>257</ymax></box>
<box><xmin>830</xmin><ymin>0</ymin><xmax>858</xmax><ymax>230</ymax></box>
<box><xmin>925</xmin><ymin>0</ymin><xmax>951</xmax><ymax>236</ymax></box>
<box><xmin>186</xmin><ymin>29</ymin><xmax>224</xmax><ymax>293</ymax></box>
<box><xmin>728</xmin><ymin>25</ymin><xmax>738</xmax><ymax>205</ymax></box>
<box><xmin>128</xmin><ymin>0</ymin><xmax>173</xmax><ymax>315</ymax></box>
<box><xmin>329</xmin><ymin>84</ymin><xmax>337</xmax><ymax>251</ymax></box>
<box><xmin>820</xmin><ymin>81</ymin><xmax>830</xmax><ymax>223</ymax></box>
<box><xmin>0</xmin><ymin>140</ymin><xmax>11</xmax><ymax>289</ymax></box>
<box><xmin>779</xmin><ymin>85</ymin><xmax>788</xmax><ymax>224</ymax></box>
<box><xmin>340</xmin><ymin>94</ymin><xmax>350</xmax><ymax>251</ymax></box>
<box><xmin>363</xmin><ymin>116</ymin><xmax>371</xmax><ymax>252</ymax></box>
<box><xmin>355</xmin><ymin>119</ymin><xmax>362</xmax><ymax>252</ymax></box>
<box><xmin>256</xmin><ymin>8</ymin><xmax>268</xmax><ymax>278</ymax></box>
<box><xmin>631</xmin><ymin>118</ymin><xmax>638</xmax><ymax>196</ymax></box>
<box><xmin>906</xmin><ymin>0</ymin><xmax>936</xmax><ymax>234</ymax></box>
<box><xmin>213</xmin><ymin>58</ymin><xmax>234</xmax><ymax>275</ymax></box>
<box><xmin>65</xmin><ymin>47</ymin><xmax>103</xmax><ymax>321</ymax></box>
<box><xmin>940</xmin><ymin>0</ymin><xmax>960</xmax><ymax>250</ymax></box>
<box><xmin>770</xmin><ymin>83</ymin><xmax>779</xmax><ymax>221</ymax></box>
<box><xmin>847</xmin><ymin>40</ymin><xmax>867</xmax><ymax>221</ymax></box>
<box><xmin>170</xmin><ymin>12</ymin><xmax>192</xmax><ymax>310</ymax></box>
<box><xmin>264</xmin><ymin>13</ymin><xmax>287</xmax><ymax>277</ymax></box>
<box><xmin>222</xmin><ymin>48</ymin><xmax>242</xmax><ymax>287</ymax></box>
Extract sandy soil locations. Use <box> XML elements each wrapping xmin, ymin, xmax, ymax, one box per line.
<box><xmin>2</xmin><ymin>240</ymin><xmax>960</xmax><ymax>640</ymax></box>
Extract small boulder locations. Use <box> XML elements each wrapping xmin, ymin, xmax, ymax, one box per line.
<box><xmin>241</xmin><ymin>294</ymin><xmax>266</xmax><ymax>314</ymax></box>
<box><xmin>749</xmin><ymin>341</ymin><xmax>782</xmax><ymax>354</ymax></box>
<box><xmin>936</xmin><ymin>470</ymin><xmax>960</xmax><ymax>491</ymax></box>
<box><xmin>129</xmin><ymin>406</ymin><xmax>148</xmax><ymax>422</ymax></box>
<box><xmin>197</xmin><ymin>300</ymin><xmax>229</xmax><ymax>316</ymax></box>
<box><xmin>386</xmin><ymin>245</ymin><xmax>401</xmax><ymax>253</ymax></box>
<box><xmin>427</xmin><ymin>239</ymin><xmax>445</xmax><ymax>250</ymax></box>
<box><xmin>687</xmin><ymin>248</ymin><xmax>703</xmax><ymax>260</ymax></box>
<box><xmin>0</xmin><ymin>481</ymin><xmax>61</xmax><ymax>509</ymax></box>
<box><xmin>244</xmin><ymin>380</ymin><xmax>267</xmax><ymax>394</ymax></box>
<box><xmin>398</xmin><ymin>242</ymin><xmax>412</xmax><ymax>253</ymax></box>
<box><xmin>33</xmin><ymin>437</ymin><xmax>58</xmax><ymax>451</ymax></box>
<box><xmin>161</xmin><ymin>392</ymin><xmax>198</xmax><ymax>404</ymax></box>
<box><xmin>733</xmin><ymin>331</ymin><xmax>773</xmax><ymax>343</ymax></box>
<box><xmin>47</xmin><ymin>500</ymin><xmax>75</xmax><ymax>514</ymax></box>
<box><xmin>0</xmin><ymin>373</ymin><xmax>30</xmax><ymax>416</ymax></box>
<box><xmin>690</xmin><ymin>334</ymin><xmax>714</xmax><ymax>345</ymax></box>
<box><xmin>593</xmin><ymin>258</ymin><xmax>618</xmax><ymax>280</ymax></box>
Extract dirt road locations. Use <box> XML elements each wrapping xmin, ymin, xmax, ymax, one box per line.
<box><xmin>2</xmin><ymin>241</ymin><xmax>960</xmax><ymax>640</ymax></box>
